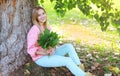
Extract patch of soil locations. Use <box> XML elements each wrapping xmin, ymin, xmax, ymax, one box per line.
<box><xmin>10</xmin><ymin>58</ymin><xmax>74</xmax><ymax>76</ymax></box>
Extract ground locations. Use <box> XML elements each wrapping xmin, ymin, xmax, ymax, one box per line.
<box><xmin>11</xmin><ymin>24</ymin><xmax>120</xmax><ymax>76</ymax></box>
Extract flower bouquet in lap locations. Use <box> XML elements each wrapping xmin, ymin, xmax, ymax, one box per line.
<box><xmin>37</xmin><ymin>28</ymin><xmax>60</xmax><ymax>55</ymax></box>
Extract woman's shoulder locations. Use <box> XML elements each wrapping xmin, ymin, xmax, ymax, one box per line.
<box><xmin>29</xmin><ymin>25</ymin><xmax>40</xmax><ymax>32</ymax></box>
<box><xmin>31</xmin><ymin>25</ymin><xmax>39</xmax><ymax>30</ymax></box>
<box><xmin>28</xmin><ymin>25</ymin><xmax>39</xmax><ymax>34</ymax></box>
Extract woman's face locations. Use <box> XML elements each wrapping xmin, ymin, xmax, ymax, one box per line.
<box><xmin>37</xmin><ymin>9</ymin><xmax>47</xmax><ymax>24</ymax></box>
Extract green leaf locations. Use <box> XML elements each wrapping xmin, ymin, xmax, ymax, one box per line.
<box><xmin>37</xmin><ymin>28</ymin><xmax>60</xmax><ymax>49</ymax></box>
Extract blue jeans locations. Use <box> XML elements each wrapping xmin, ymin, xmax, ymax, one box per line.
<box><xmin>35</xmin><ymin>43</ymin><xmax>86</xmax><ymax>76</ymax></box>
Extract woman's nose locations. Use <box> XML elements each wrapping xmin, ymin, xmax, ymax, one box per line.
<box><xmin>41</xmin><ymin>14</ymin><xmax>44</xmax><ymax>17</ymax></box>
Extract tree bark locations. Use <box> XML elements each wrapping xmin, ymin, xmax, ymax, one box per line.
<box><xmin>0</xmin><ymin>0</ymin><xmax>33</xmax><ymax>76</ymax></box>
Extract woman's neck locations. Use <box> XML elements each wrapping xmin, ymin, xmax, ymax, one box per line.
<box><xmin>36</xmin><ymin>24</ymin><xmax>45</xmax><ymax>33</ymax></box>
<box><xmin>40</xmin><ymin>22</ymin><xmax>47</xmax><ymax>28</ymax></box>
<box><xmin>39</xmin><ymin>22</ymin><xmax>44</xmax><ymax>26</ymax></box>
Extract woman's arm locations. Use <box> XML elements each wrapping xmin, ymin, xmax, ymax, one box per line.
<box><xmin>27</xmin><ymin>25</ymin><xmax>40</xmax><ymax>57</ymax></box>
<box><xmin>35</xmin><ymin>49</ymin><xmax>48</xmax><ymax>55</ymax></box>
<box><xmin>35</xmin><ymin>47</ymin><xmax>55</xmax><ymax>55</ymax></box>
<box><xmin>46</xmin><ymin>47</ymin><xmax>55</xmax><ymax>55</ymax></box>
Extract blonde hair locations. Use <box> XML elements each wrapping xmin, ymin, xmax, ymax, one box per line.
<box><xmin>32</xmin><ymin>6</ymin><xmax>47</xmax><ymax>27</ymax></box>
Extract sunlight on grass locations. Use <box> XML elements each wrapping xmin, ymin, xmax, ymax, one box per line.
<box><xmin>52</xmin><ymin>24</ymin><xmax>120</xmax><ymax>52</ymax></box>
<box><xmin>52</xmin><ymin>24</ymin><xmax>120</xmax><ymax>71</ymax></box>
<box><xmin>112</xmin><ymin>0</ymin><xmax>120</xmax><ymax>10</ymax></box>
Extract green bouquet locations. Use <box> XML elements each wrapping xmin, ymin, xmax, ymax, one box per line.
<box><xmin>37</xmin><ymin>28</ymin><xmax>60</xmax><ymax>50</ymax></box>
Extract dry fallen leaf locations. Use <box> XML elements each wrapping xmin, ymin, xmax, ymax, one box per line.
<box><xmin>24</xmin><ymin>69</ymin><xmax>30</xmax><ymax>75</ymax></box>
<box><xmin>109</xmin><ymin>66</ymin><xmax>120</xmax><ymax>74</ymax></box>
<box><xmin>94</xmin><ymin>63</ymin><xmax>100</xmax><ymax>67</ymax></box>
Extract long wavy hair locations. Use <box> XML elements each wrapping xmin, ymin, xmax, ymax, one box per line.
<box><xmin>32</xmin><ymin>6</ymin><xmax>47</xmax><ymax>27</ymax></box>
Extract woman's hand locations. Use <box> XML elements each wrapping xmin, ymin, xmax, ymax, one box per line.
<box><xmin>35</xmin><ymin>47</ymin><xmax>55</xmax><ymax>56</ymax></box>
<box><xmin>35</xmin><ymin>49</ymin><xmax>48</xmax><ymax>55</ymax></box>
<box><xmin>46</xmin><ymin>47</ymin><xmax>55</xmax><ymax>55</ymax></box>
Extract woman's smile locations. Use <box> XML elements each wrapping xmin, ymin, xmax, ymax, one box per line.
<box><xmin>37</xmin><ymin>9</ymin><xmax>47</xmax><ymax>23</ymax></box>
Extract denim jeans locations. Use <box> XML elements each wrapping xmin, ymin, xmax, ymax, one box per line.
<box><xmin>35</xmin><ymin>43</ymin><xmax>86</xmax><ymax>76</ymax></box>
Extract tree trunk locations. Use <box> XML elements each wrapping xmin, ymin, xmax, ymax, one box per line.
<box><xmin>0</xmin><ymin>0</ymin><xmax>34</xmax><ymax>76</ymax></box>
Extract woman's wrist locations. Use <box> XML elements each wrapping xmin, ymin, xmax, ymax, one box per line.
<box><xmin>35</xmin><ymin>50</ymin><xmax>39</xmax><ymax>55</ymax></box>
<box><xmin>44</xmin><ymin>50</ymin><xmax>49</xmax><ymax>55</ymax></box>
<box><xmin>35</xmin><ymin>49</ymin><xmax>47</xmax><ymax>55</ymax></box>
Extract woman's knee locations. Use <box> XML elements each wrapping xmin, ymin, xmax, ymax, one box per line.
<box><xmin>65</xmin><ymin>57</ymin><xmax>74</xmax><ymax>64</ymax></box>
<box><xmin>64</xmin><ymin>43</ymin><xmax>74</xmax><ymax>48</ymax></box>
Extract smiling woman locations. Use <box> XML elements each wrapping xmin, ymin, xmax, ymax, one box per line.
<box><xmin>27</xmin><ymin>6</ymin><xmax>93</xmax><ymax>76</ymax></box>
<box><xmin>37</xmin><ymin>9</ymin><xmax>47</xmax><ymax>23</ymax></box>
